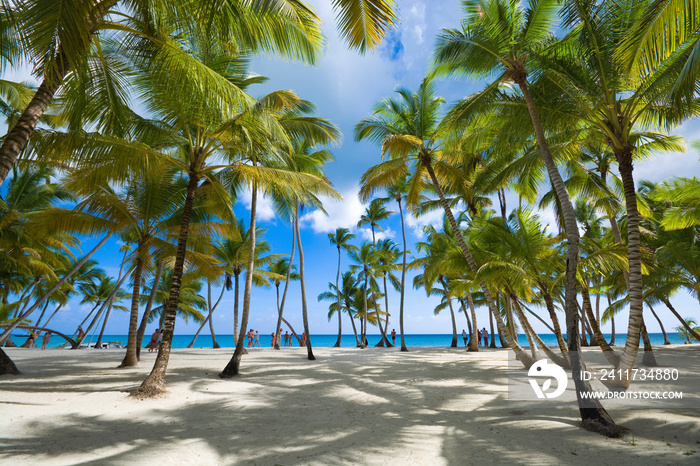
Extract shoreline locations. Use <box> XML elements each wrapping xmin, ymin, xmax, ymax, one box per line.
<box><xmin>2</xmin><ymin>346</ymin><xmax>699</xmax><ymax>464</ymax></box>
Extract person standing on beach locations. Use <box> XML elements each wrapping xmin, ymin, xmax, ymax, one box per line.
<box><xmin>301</xmin><ymin>332</ymin><xmax>306</xmax><ymax>347</ymax></box>
<box><xmin>157</xmin><ymin>329</ymin><xmax>163</xmax><ymax>349</ymax></box>
<box><xmin>461</xmin><ymin>329</ymin><xmax>468</xmax><ymax>347</ymax></box>
<box><xmin>391</xmin><ymin>329</ymin><xmax>397</xmax><ymax>346</ymax></box>
<box><xmin>41</xmin><ymin>332</ymin><xmax>51</xmax><ymax>350</ymax></box>
<box><xmin>271</xmin><ymin>332</ymin><xmax>276</xmax><ymax>347</ymax></box>
<box><xmin>482</xmin><ymin>328</ymin><xmax>489</xmax><ymax>347</ymax></box>
<box><xmin>148</xmin><ymin>329</ymin><xmax>160</xmax><ymax>352</ymax></box>
<box><xmin>284</xmin><ymin>331</ymin><xmax>290</xmax><ymax>347</ymax></box>
<box><xmin>77</xmin><ymin>325</ymin><xmax>86</xmax><ymax>343</ymax></box>
<box><xmin>254</xmin><ymin>330</ymin><xmax>260</xmax><ymax>347</ymax></box>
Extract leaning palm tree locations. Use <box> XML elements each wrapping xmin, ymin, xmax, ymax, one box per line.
<box><xmin>328</xmin><ymin>227</ymin><xmax>357</xmax><ymax>347</ymax></box>
<box><xmin>0</xmin><ymin>0</ymin><xmax>398</xmax><ymax>183</ymax></box>
<box><xmin>433</xmin><ymin>0</ymin><xmax>622</xmax><ymax>434</ymax></box>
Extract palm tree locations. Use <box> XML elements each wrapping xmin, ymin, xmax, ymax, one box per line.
<box><xmin>318</xmin><ymin>271</ymin><xmax>363</xmax><ymax>346</ymax></box>
<box><xmin>433</xmin><ymin>0</ymin><xmax>622</xmax><ymax>433</ymax></box>
<box><xmin>373</xmin><ymin>238</ymin><xmax>400</xmax><ymax>346</ymax></box>
<box><xmin>675</xmin><ymin>318</ymin><xmax>700</xmax><ymax>344</ymax></box>
<box><xmin>355</xmin><ymin>76</ymin><xmax>533</xmax><ymax>366</ymax></box>
<box><xmin>357</xmin><ymin>200</ymin><xmax>392</xmax><ymax>244</ymax></box>
<box><xmin>362</xmin><ymin>176</ymin><xmax>411</xmax><ymax>351</ymax></box>
<box><xmin>328</xmin><ymin>228</ymin><xmax>357</xmax><ymax>347</ymax></box>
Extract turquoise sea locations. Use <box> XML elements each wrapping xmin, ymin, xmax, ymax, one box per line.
<box><xmin>11</xmin><ymin>332</ymin><xmax>690</xmax><ymax>349</ymax></box>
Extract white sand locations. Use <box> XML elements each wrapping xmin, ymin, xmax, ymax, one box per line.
<box><xmin>1</xmin><ymin>346</ymin><xmax>699</xmax><ymax>465</ymax></box>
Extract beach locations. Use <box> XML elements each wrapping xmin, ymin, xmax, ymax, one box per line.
<box><xmin>2</xmin><ymin>346</ymin><xmax>699</xmax><ymax>465</ymax></box>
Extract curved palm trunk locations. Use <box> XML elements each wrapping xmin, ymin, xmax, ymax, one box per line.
<box><xmin>190</xmin><ymin>283</ymin><xmax>226</xmax><ymax>348</ymax></box>
<box><xmin>94</xmin><ymin>295</ymin><xmax>116</xmax><ymax>349</ymax></box>
<box><xmin>282</xmin><ymin>317</ymin><xmax>302</xmax><ymax>345</ymax></box>
<box><xmin>517</xmin><ymin>79</ymin><xmax>620</xmax><ymax>436</ymax></box>
<box><xmin>136</xmin><ymin>261</ymin><xmax>164</xmax><ymax>359</ymax></box>
<box><xmin>334</xmin><ymin>246</ymin><xmax>342</xmax><ymax>347</ymax></box>
<box><xmin>274</xmin><ymin>222</ymin><xmax>296</xmax><ymax>350</ymax></box>
<box><xmin>581</xmin><ymin>285</ymin><xmax>619</xmax><ymax>366</ymax></box>
<box><xmin>188</xmin><ymin>314</ymin><xmax>210</xmax><ymax>348</ymax></box>
<box><xmin>0</xmin><ymin>234</ymin><xmax>112</xmax><ymax>346</ymax></box>
<box><xmin>397</xmin><ymin>197</ymin><xmax>408</xmax><ymax>352</ymax></box>
<box><xmin>220</xmin><ymin>183</ymin><xmax>258</xmax><ymax>376</ymax></box>
<box><xmin>32</xmin><ymin>301</ymin><xmax>51</xmax><ymax>331</ymax></box>
<box><xmin>465</xmin><ymin>292</ymin><xmax>479</xmax><ymax>352</ymax></box>
<box><xmin>83</xmin><ymin>273</ymin><xmax>129</xmax><ymax>348</ymax></box>
<box><xmin>132</xmin><ymin>174</ymin><xmax>199</xmax><ymax>397</ymax></box>
<box><xmin>422</xmin><ymin>159</ymin><xmax>533</xmax><ymax>366</ymax></box>
<box><xmin>121</xmin><ymin>255</ymin><xmax>144</xmax><ymax>367</ymax></box>
<box><xmin>0</xmin><ymin>0</ymin><xmax>120</xmax><ymax>184</ymax></box>
<box><xmin>541</xmin><ymin>289</ymin><xmax>569</xmax><ymax>357</ymax></box>
<box><xmin>513</xmin><ymin>297</ymin><xmax>570</xmax><ymax>368</ymax></box>
<box><xmin>295</xmin><ymin>207</ymin><xmax>315</xmax><ymax>360</ymax></box>
<box><xmin>647</xmin><ymin>302</ymin><xmax>670</xmax><ymax>345</ymax></box>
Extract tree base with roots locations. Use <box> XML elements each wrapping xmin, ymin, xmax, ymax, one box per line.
<box><xmin>581</xmin><ymin>412</ymin><xmax>626</xmax><ymax>438</ymax></box>
<box><xmin>0</xmin><ymin>349</ymin><xmax>20</xmax><ymax>375</ymax></box>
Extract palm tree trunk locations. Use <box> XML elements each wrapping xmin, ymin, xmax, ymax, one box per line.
<box><xmin>82</xmin><ymin>273</ymin><xmax>129</xmax><ymax>347</ymax></box>
<box><xmin>0</xmin><ymin>348</ymin><xmax>20</xmax><ymax>375</ymax></box>
<box><xmin>662</xmin><ymin>298</ymin><xmax>700</xmax><ymax>341</ymax></box>
<box><xmin>348</xmin><ymin>310</ymin><xmax>361</xmax><ymax>347</ymax></box>
<box><xmin>640</xmin><ymin>322</ymin><xmax>658</xmax><ymax>366</ymax></box>
<box><xmin>647</xmin><ymin>302</ymin><xmax>670</xmax><ymax>345</ymax></box>
<box><xmin>281</xmin><ymin>317</ymin><xmax>302</xmax><ymax>345</ymax></box>
<box><xmin>221</xmin><ymin>182</ymin><xmax>259</xmax><ymax>376</ymax></box>
<box><xmin>136</xmin><ymin>261</ymin><xmax>164</xmax><ymax>359</ymax></box>
<box><xmin>361</xmin><ymin>270</ymin><xmax>370</xmax><ymax>349</ymax></box>
<box><xmin>132</xmin><ymin>173</ymin><xmax>199</xmax><ymax>397</ymax></box>
<box><xmin>512</xmin><ymin>297</ymin><xmax>570</xmax><ymax>368</ymax></box>
<box><xmin>295</xmin><ymin>206</ymin><xmax>315</xmax><ymax>360</ymax></box>
<box><xmin>465</xmin><ymin>292</ymin><xmax>479</xmax><ymax>352</ymax></box>
<box><xmin>233</xmin><ymin>270</ymin><xmax>240</xmax><ymax>344</ymax></box>
<box><xmin>517</xmin><ymin>79</ymin><xmax>619</xmax><ymax>436</ymax></box>
<box><xmin>93</xmin><ymin>293</ymin><xmax>116</xmax><ymax>349</ymax></box>
<box><xmin>397</xmin><ymin>197</ymin><xmax>408</xmax><ymax>352</ymax></box>
<box><xmin>274</xmin><ymin>222</ymin><xmax>296</xmax><ymax>350</ymax></box>
<box><xmin>334</xmin><ymin>247</ymin><xmax>342</xmax><ymax>347</ymax></box>
<box><xmin>32</xmin><ymin>301</ymin><xmax>51</xmax><ymax>330</ymax></box>
<box><xmin>422</xmin><ymin>158</ymin><xmax>533</xmax><ymax>366</ymax></box>
<box><xmin>0</xmin><ymin>234</ymin><xmax>112</xmax><ymax>345</ymax></box>
<box><xmin>614</xmin><ymin>151</ymin><xmax>643</xmax><ymax>382</ymax></box>
<box><xmin>375</xmin><ymin>274</ymin><xmax>392</xmax><ymax>347</ymax></box>
<box><xmin>489</xmin><ymin>308</ymin><xmax>497</xmax><ymax>348</ymax></box>
<box><xmin>440</xmin><ymin>277</ymin><xmax>458</xmax><ymax>347</ymax></box>
<box><xmin>42</xmin><ymin>303</ymin><xmax>64</xmax><ymax>329</ymax></box>
<box><xmin>188</xmin><ymin>315</ymin><xmax>210</xmax><ymax>348</ymax></box>
<box><xmin>541</xmin><ymin>288</ymin><xmax>569</xmax><ymax>357</ymax></box>
<box><xmin>121</xmin><ymin>255</ymin><xmax>144</xmax><ymax>367</ymax></box>
<box><xmin>207</xmin><ymin>281</ymin><xmax>221</xmax><ymax>349</ymax></box>
<box><xmin>581</xmin><ymin>285</ymin><xmax>619</xmax><ymax>366</ymax></box>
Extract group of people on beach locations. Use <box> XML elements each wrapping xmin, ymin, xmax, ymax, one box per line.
<box><xmin>269</xmin><ymin>329</ymin><xmax>304</xmax><ymax>347</ymax></box>
<box><xmin>25</xmin><ymin>330</ymin><xmax>52</xmax><ymax>349</ymax></box>
<box><xmin>461</xmin><ymin>328</ymin><xmax>490</xmax><ymax>347</ymax></box>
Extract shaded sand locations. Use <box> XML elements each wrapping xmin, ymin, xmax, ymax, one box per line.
<box><xmin>1</xmin><ymin>346</ymin><xmax>699</xmax><ymax>465</ymax></box>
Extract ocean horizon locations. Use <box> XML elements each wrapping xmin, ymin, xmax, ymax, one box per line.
<box><xmin>11</xmin><ymin>331</ymin><xmax>691</xmax><ymax>349</ymax></box>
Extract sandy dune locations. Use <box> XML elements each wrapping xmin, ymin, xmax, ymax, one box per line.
<box><xmin>1</xmin><ymin>346</ymin><xmax>699</xmax><ymax>465</ymax></box>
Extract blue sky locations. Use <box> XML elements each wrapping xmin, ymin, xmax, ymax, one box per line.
<box><xmin>4</xmin><ymin>0</ymin><xmax>700</xmax><ymax>340</ymax></box>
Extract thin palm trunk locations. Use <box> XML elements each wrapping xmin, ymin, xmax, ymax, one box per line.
<box><xmin>397</xmin><ymin>197</ymin><xmax>408</xmax><ymax>352</ymax></box>
<box><xmin>221</xmin><ymin>182</ymin><xmax>258</xmax><ymax>376</ymax></box>
<box><xmin>207</xmin><ymin>282</ymin><xmax>221</xmax><ymax>348</ymax></box>
<box><xmin>83</xmin><ymin>273</ymin><xmax>128</xmax><ymax>346</ymax></box>
<box><xmin>465</xmin><ymin>291</ymin><xmax>479</xmax><ymax>352</ymax></box>
<box><xmin>662</xmin><ymin>298</ymin><xmax>700</xmax><ymax>342</ymax></box>
<box><xmin>132</xmin><ymin>173</ymin><xmax>199</xmax><ymax>397</ymax></box>
<box><xmin>422</xmin><ymin>158</ymin><xmax>533</xmax><ymax>366</ymax></box>
<box><xmin>274</xmin><ymin>222</ymin><xmax>296</xmax><ymax>350</ymax></box>
<box><xmin>334</xmin><ymin>246</ymin><xmax>342</xmax><ymax>347</ymax></box>
<box><xmin>233</xmin><ymin>270</ymin><xmax>240</xmax><ymax>344</ymax></box>
<box><xmin>295</xmin><ymin>206</ymin><xmax>315</xmax><ymax>360</ymax></box>
<box><xmin>542</xmin><ymin>289</ymin><xmax>569</xmax><ymax>357</ymax></box>
<box><xmin>121</xmin><ymin>253</ymin><xmax>144</xmax><ymax>367</ymax></box>
<box><xmin>374</xmin><ymin>275</ymin><xmax>392</xmax><ymax>347</ymax></box>
<box><xmin>646</xmin><ymin>302</ymin><xmax>670</xmax><ymax>345</ymax></box>
<box><xmin>136</xmin><ymin>261</ymin><xmax>164</xmax><ymax>359</ymax></box>
<box><xmin>489</xmin><ymin>307</ymin><xmax>497</xmax><ymax>348</ymax></box>
<box><xmin>0</xmin><ymin>234</ymin><xmax>112</xmax><ymax>345</ymax></box>
<box><xmin>42</xmin><ymin>303</ymin><xmax>64</xmax><ymax>329</ymax></box>
<box><xmin>348</xmin><ymin>309</ymin><xmax>361</xmax><ymax>347</ymax></box>
<box><xmin>361</xmin><ymin>273</ymin><xmax>369</xmax><ymax>349</ymax></box>
<box><xmin>640</xmin><ymin>323</ymin><xmax>658</xmax><ymax>366</ymax></box>
<box><xmin>440</xmin><ymin>277</ymin><xmax>458</xmax><ymax>347</ymax></box>
<box><xmin>513</xmin><ymin>297</ymin><xmax>570</xmax><ymax>368</ymax></box>
<box><xmin>581</xmin><ymin>285</ymin><xmax>619</xmax><ymax>366</ymax></box>
<box><xmin>517</xmin><ymin>79</ymin><xmax>619</xmax><ymax>435</ymax></box>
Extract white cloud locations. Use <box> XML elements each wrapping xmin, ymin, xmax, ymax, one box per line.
<box><xmin>300</xmin><ymin>187</ymin><xmax>366</xmax><ymax>233</ymax></box>
<box><xmin>405</xmin><ymin>209</ymin><xmax>444</xmax><ymax>238</ymax></box>
<box><xmin>240</xmin><ymin>189</ymin><xmax>276</xmax><ymax>222</ymax></box>
<box><xmin>358</xmin><ymin>226</ymin><xmax>395</xmax><ymax>242</ymax></box>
